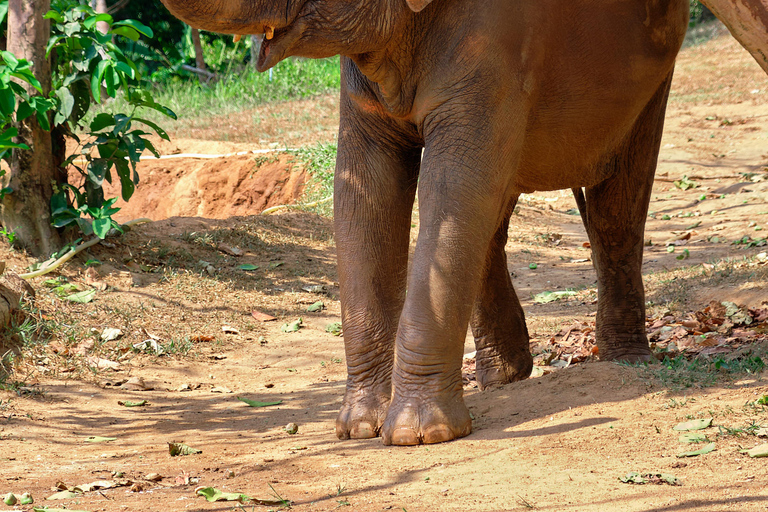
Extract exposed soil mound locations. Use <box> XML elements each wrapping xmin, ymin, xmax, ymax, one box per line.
<box><xmin>69</xmin><ymin>153</ymin><xmax>307</xmax><ymax>223</ymax></box>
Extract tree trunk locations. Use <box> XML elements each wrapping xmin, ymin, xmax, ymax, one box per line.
<box><xmin>191</xmin><ymin>27</ymin><xmax>207</xmax><ymax>72</ymax></box>
<box><xmin>4</xmin><ymin>0</ymin><xmax>64</xmax><ymax>256</ymax></box>
<box><xmin>92</xmin><ymin>0</ymin><xmax>109</xmax><ymax>34</ymax></box>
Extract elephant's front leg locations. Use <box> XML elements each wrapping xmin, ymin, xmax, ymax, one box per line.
<box><xmin>382</xmin><ymin>138</ymin><xmax>518</xmax><ymax>446</ymax></box>
<box><xmin>334</xmin><ymin>94</ymin><xmax>421</xmax><ymax>440</ymax></box>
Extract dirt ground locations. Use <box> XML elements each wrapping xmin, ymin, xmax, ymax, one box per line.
<box><xmin>2</xmin><ymin>31</ymin><xmax>768</xmax><ymax>512</ymax></box>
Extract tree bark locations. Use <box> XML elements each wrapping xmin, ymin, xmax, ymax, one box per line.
<box><xmin>94</xmin><ymin>0</ymin><xmax>109</xmax><ymax>33</ymax></box>
<box><xmin>191</xmin><ymin>27</ymin><xmax>207</xmax><ymax>72</ymax></box>
<box><xmin>4</xmin><ymin>0</ymin><xmax>64</xmax><ymax>256</ymax></box>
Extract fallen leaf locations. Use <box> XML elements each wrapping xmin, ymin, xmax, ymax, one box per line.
<box><xmin>239</xmin><ymin>264</ymin><xmax>259</xmax><ymax>271</ymax></box>
<box><xmin>281</xmin><ymin>318</ymin><xmax>303</xmax><ymax>333</ymax></box>
<box><xmin>302</xmin><ymin>284</ymin><xmax>326</xmax><ymax>293</ymax></box>
<box><xmin>307</xmin><ymin>300</ymin><xmax>324</xmax><ymax>312</ymax></box>
<box><xmin>65</xmin><ymin>289</ymin><xmax>96</xmax><ymax>303</ymax></box>
<box><xmin>237</xmin><ymin>397</ymin><xmax>282</xmax><ymax>408</ymax></box>
<box><xmin>168</xmin><ymin>442</ymin><xmax>202</xmax><ymax>456</ymax></box>
<box><xmin>326</xmin><ymin>322</ymin><xmax>342</xmax><ymax>336</ymax></box>
<box><xmin>85</xmin><ymin>436</ymin><xmax>117</xmax><ymax>443</ymax></box>
<box><xmin>210</xmin><ymin>387</ymin><xmax>233</xmax><ymax>394</ymax></box>
<box><xmin>217</xmin><ymin>243</ymin><xmax>244</xmax><ymax>257</ymax></box>
<box><xmin>679</xmin><ymin>432</ymin><xmax>708</xmax><ymax>444</ymax></box>
<box><xmin>196</xmin><ymin>486</ymin><xmax>250</xmax><ymax>503</ymax></box>
<box><xmin>533</xmin><ymin>290</ymin><xmax>577</xmax><ymax>304</ymax></box>
<box><xmin>101</xmin><ymin>327</ymin><xmax>123</xmax><ymax>342</ymax></box>
<box><xmin>118</xmin><ymin>400</ymin><xmax>148</xmax><ymax>407</ymax></box>
<box><xmin>191</xmin><ymin>335</ymin><xmax>215</xmax><ymax>342</ymax></box>
<box><xmin>222</xmin><ymin>325</ymin><xmax>240</xmax><ymax>335</ymax></box>
<box><xmin>742</xmin><ymin>444</ymin><xmax>768</xmax><ymax>458</ymax></box>
<box><xmin>46</xmin><ymin>490</ymin><xmax>81</xmax><ymax>500</ymax></box>
<box><xmin>86</xmin><ymin>357</ymin><xmax>121</xmax><ymax>370</ymax></box>
<box><xmin>251</xmin><ymin>310</ymin><xmax>277</xmax><ymax>322</ymax></box>
<box><xmin>673</xmin><ymin>418</ymin><xmax>713</xmax><ymax>431</ymax></box>
<box><xmin>122</xmin><ymin>376</ymin><xmax>152</xmax><ymax>391</ymax></box>
<box><xmin>73</xmin><ymin>481</ymin><xmax>116</xmax><ymax>493</ymax></box>
<box><xmin>677</xmin><ymin>442</ymin><xmax>716</xmax><ymax>458</ymax></box>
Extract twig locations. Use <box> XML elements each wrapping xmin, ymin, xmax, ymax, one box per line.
<box><xmin>19</xmin><ymin>218</ymin><xmax>152</xmax><ymax>280</ymax></box>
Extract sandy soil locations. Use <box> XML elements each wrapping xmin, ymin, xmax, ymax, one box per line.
<box><xmin>1</xmin><ymin>32</ymin><xmax>768</xmax><ymax>512</ymax></box>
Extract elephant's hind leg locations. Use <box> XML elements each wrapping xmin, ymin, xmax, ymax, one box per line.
<box><xmin>581</xmin><ymin>71</ymin><xmax>675</xmax><ymax>362</ymax></box>
<box><xmin>471</xmin><ymin>198</ymin><xmax>533</xmax><ymax>389</ymax></box>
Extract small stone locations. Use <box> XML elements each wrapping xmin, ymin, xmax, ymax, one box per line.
<box><xmin>284</xmin><ymin>423</ymin><xmax>299</xmax><ymax>435</ymax></box>
<box><xmin>19</xmin><ymin>493</ymin><xmax>33</xmax><ymax>505</ymax></box>
<box><xmin>3</xmin><ymin>493</ymin><xmax>17</xmax><ymax>506</ymax></box>
<box><xmin>145</xmin><ymin>473</ymin><xmax>162</xmax><ymax>482</ymax></box>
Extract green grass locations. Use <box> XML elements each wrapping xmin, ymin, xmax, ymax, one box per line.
<box><xmin>290</xmin><ymin>142</ymin><xmax>337</xmax><ymax>217</ymax></box>
<box><xmin>629</xmin><ymin>348</ymin><xmax>768</xmax><ymax>390</ymax></box>
<box><xmin>101</xmin><ymin>56</ymin><xmax>341</xmax><ymax>125</ymax></box>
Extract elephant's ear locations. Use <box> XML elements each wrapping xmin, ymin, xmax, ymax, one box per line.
<box><xmin>405</xmin><ymin>0</ymin><xmax>435</xmax><ymax>12</ymax></box>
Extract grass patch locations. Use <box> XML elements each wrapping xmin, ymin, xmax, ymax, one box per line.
<box><xmin>290</xmin><ymin>142</ymin><xmax>337</xmax><ymax>217</ymax></box>
<box><xmin>629</xmin><ymin>346</ymin><xmax>768</xmax><ymax>390</ymax></box>
<box><xmin>99</xmin><ymin>57</ymin><xmax>341</xmax><ymax>126</ymax></box>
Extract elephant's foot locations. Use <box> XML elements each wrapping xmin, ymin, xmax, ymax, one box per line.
<box><xmin>597</xmin><ymin>329</ymin><xmax>653</xmax><ymax>363</ymax></box>
<box><xmin>381</xmin><ymin>389</ymin><xmax>472</xmax><ymax>445</ymax></box>
<box><xmin>336</xmin><ymin>387</ymin><xmax>391</xmax><ymax>440</ymax></box>
<box><xmin>474</xmin><ymin>342</ymin><xmax>533</xmax><ymax>390</ymax></box>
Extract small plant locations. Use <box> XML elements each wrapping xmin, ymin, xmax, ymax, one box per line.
<box><xmin>44</xmin><ymin>5</ymin><xmax>176</xmax><ymax>239</ymax></box>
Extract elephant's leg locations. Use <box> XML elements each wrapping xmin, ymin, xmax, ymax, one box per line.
<box><xmin>580</xmin><ymin>72</ymin><xmax>674</xmax><ymax>362</ymax></box>
<box><xmin>471</xmin><ymin>197</ymin><xmax>533</xmax><ymax>389</ymax></box>
<box><xmin>381</xmin><ymin>135</ymin><xmax>519</xmax><ymax>446</ymax></box>
<box><xmin>334</xmin><ymin>75</ymin><xmax>422</xmax><ymax>440</ymax></box>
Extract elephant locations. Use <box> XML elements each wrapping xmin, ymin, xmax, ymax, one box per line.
<box><xmin>158</xmin><ymin>0</ymin><xmax>768</xmax><ymax>445</ymax></box>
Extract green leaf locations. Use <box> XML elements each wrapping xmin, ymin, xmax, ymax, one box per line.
<box><xmin>673</xmin><ymin>418</ymin><xmax>713</xmax><ymax>431</ymax></box>
<box><xmin>307</xmin><ymin>301</ymin><xmax>324</xmax><ymax>313</ymax></box>
<box><xmin>679</xmin><ymin>432</ymin><xmax>708</xmax><ymax>444</ymax></box>
<box><xmin>758</xmin><ymin>395</ymin><xmax>768</xmax><ymax>406</ymax></box>
<box><xmin>533</xmin><ymin>290</ymin><xmax>577</xmax><ymax>304</ymax></box>
<box><xmin>84</xmin><ymin>435</ymin><xmax>116</xmax><ymax>443</ymax></box>
<box><xmin>92</xmin><ymin>218</ymin><xmax>113</xmax><ymax>239</ymax></box>
<box><xmin>113</xmin><ymin>60</ymin><xmax>136</xmax><ymax>80</ymax></box>
<box><xmin>237</xmin><ymin>397</ymin><xmax>282</xmax><ymax>408</ymax></box>
<box><xmin>91</xmin><ymin>59</ymin><xmax>111</xmax><ymax>103</ymax></box>
<box><xmin>90</xmin><ymin>113</ymin><xmax>117</xmax><ymax>132</ymax></box>
<box><xmin>326</xmin><ymin>322</ymin><xmax>343</xmax><ymax>336</ymax></box>
<box><xmin>281</xmin><ymin>318</ymin><xmax>303</xmax><ymax>333</ymax></box>
<box><xmin>115</xmin><ymin>159</ymin><xmax>135</xmax><ymax>201</ymax></box>
<box><xmin>677</xmin><ymin>442</ymin><xmax>715</xmax><ymax>458</ymax></box>
<box><xmin>112</xmin><ymin>19</ymin><xmax>153</xmax><ymax>38</ymax></box>
<box><xmin>118</xmin><ymin>400</ymin><xmax>148</xmax><ymax>407</ymax></box>
<box><xmin>54</xmin><ymin>87</ymin><xmax>75</xmax><ymax>126</ymax></box>
<box><xmin>168</xmin><ymin>442</ymin><xmax>202</xmax><ymax>456</ymax></box>
<box><xmin>1</xmin><ymin>51</ymin><xmax>19</xmax><ymax>71</ymax></box>
<box><xmin>111</xmin><ymin>26</ymin><xmax>140</xmax><ymax>42</ymax></box>
<box><xmin>43</xmin><ymin>10</ymin><xmax>66</xmax><ymax>23</ymax></box>
<box><xmin>133</xmin><ymin>117</ymin><xmax>169</xmax><ymax>141</ymax></box>
<box><xmin>84</xmin><ymin>13</ymin><xmax>113</xmax><ymax>30</ymax></box>
<box><xmin>0</xmin><ymin>87</ymin><xmax>15</xmax><ymax>117</ymax></box>
<box><xmin>196</xmin><ymin>487</ymin><xmax>250</xmax><ymax>503</ymax></box>
<box><xmin>65</xmin><ymin>289</ymin><xmax>97</xmax><ymax>303</ymax></box>
<box><xmin>239</xmin><ymin>264</ymin><xmax>259</xmax><ymax>271</ymax></box>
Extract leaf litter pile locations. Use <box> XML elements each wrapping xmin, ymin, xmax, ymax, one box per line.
<box><xmin>462</xmin><ymin>299</ymin><xmax>768</xmax><ymax>388</ymax></box>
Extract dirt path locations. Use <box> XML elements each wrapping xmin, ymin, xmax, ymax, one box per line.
<box><xmin>1</xmin><ymin>33</ymin><xmax>768</xmax><ymax>512</ymax></box>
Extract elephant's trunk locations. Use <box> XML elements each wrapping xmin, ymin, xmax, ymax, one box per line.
<box><xmin>701</xmin><ymin>0</ymin><xmax>768</xmax><ymax>75</ymax></box>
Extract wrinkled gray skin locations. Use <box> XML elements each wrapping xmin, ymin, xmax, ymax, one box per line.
<box><xmin>158</xmin><ymin>0</ymin><xmax>765</xmax><ymax>445</ymax></box>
